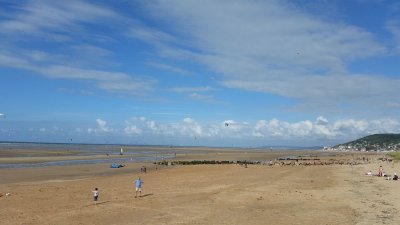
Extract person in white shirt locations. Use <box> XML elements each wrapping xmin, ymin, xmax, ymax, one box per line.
<box><xmin>92</xmin><ymin>187</ymin><xmax>99</xmax><ymax>204</ymax></box>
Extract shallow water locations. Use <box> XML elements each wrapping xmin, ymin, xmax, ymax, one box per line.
<box><xmin>0</xmin><ymin>142</ymin><xmax>178</xmax><ymax>168</ymax></box>
<box><xmin>0</xmin><ymin>155</ymin><xmax>174</xmax><ymax>169</ymax></box>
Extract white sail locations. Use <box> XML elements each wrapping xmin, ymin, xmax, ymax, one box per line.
<box><xmin>120</xmin><ymin>147</ymin><xmax>124</xmax><ymax>155</ymax></box>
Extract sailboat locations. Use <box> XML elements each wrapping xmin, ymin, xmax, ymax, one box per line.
<box><xmin>120</xmin><ymin>147</ymin><xmax>124</xmax><ymax>155</ymax></box>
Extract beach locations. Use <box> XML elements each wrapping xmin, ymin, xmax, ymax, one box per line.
<box><xmin>1</xmin><ymin>148</ymin><xmax>400</xmax><ymax>225</ymax></box>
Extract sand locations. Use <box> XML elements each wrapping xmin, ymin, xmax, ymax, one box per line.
<box><xmin>1</xmin><ymin>150</ymin><xmax>400</xmax><ymax>225</ymax></box>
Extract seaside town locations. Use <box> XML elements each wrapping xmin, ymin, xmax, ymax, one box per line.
<box><xmin>324</xmin><ymin>143</ymin><xmax>400</xmax><ymax>152</ymax></box>
<box><xmin>323</xmin><ymin>134</ymin><xmax>400</xmax><ymax>152</ymax></box>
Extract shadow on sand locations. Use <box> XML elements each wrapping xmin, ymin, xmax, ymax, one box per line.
<box><xmin>137</xmin><ymin>193</ymin><xmax>154</xmax><ymax>198</ymax></box>
<box><xmin>86</xmin><ymin>200</ymin><xmax>110</xmax><ymax>207</ymax></box>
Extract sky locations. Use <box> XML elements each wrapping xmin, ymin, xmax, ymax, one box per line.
<box><xmin>1</xmin><ymin>0</ymin><xmax>400</xmax><ymax>147</ymax></box>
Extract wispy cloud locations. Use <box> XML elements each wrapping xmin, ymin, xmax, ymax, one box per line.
<box><xmin>188</xmin><ymin>93</ymin><xmax>215</xmax><ymax>103</ymax></box>
<box><xmin>0</xmin><ymin>51</ymin><xmax>156</xmax><ymax>93</ymax></box>
<box><xmin>57</xmin><ymin>87</ymin><xmax>94</xmax><ymax>96</ymax></box>
<box><xmin>42</xmin><ymin>65</ymin><xmax>157</xmax><ymax>92</ymax></box>
<box><xmin>139</xmin><ymin>0</ymin><xmax>400</xmax><ymax>113</ymax></box>
<box><xmin>386</xmin><ymin>20</ymin><xmax>400</xmax><ymax>54</ymax></box>
<box><xmin>171</xmin><ymin>86</ymin><xmax>215</xmax><ymax>102</ymax></box>
<box><xmin>147</xmin><ymin>62</ymin><xmax>192</xmax><ymax>76</ymax></box>
<box><xmin>71</xmin><ymin>44</ymin><xmax>114</xmax><ymax>57</ymax></box>
<box><xmin>0</xmin><ymin>0</ymin><xmax>119</xmax><ymax>35</ymax></box>
<box><xmin>171</xmin><ymin>86</ymin><xmax>212</xmax><ymax>93</ymax></box>
<box><xmin>127</xmin><ymin>25</ymin><xmax>175</xmax><ymax>44</ymax></box>
<box><xmin>0</xmin><ymin>1</ymin><xmax>157</xmax><ymax>95</ymax></box>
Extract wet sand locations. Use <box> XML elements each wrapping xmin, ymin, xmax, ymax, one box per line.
<box><xmin>1</xmin><ymin>149</ymin><xmax>400</xmax><ymax>225</ymax></box>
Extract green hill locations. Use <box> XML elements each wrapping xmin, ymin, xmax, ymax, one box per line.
<box><xmin>334</xmin><ymin>133</ymin><xmax>400</xmax><ymax>151</ymax></box>
<box><xmin>345</xmin><ymin>134</ymin><xmax>400</xmax><ymax>145</ymax></box>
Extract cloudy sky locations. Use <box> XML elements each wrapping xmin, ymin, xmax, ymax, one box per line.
<box><xmin>1</xmin><ymin>0</ymin><xmax>400</xmax><ymax>147</ymax></box>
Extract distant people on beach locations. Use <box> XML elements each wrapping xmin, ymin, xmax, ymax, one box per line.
<box><xmin>92</xmin><ymin>187</ymin><xmax>99</xmax><ymax>204</ymax></box>
<box><xmin>378</xmin><ymin>166</ymin><xmax>383</xmax><ymax>177</ymax></box>
<box><xmin>135</xmin><ymin>177</ymin><xmax>143</xmax><ymax>198</ymax></box>
<box><xmin>393</xmin><ymin>173</ymin><xmax>398</xmax><ymax>180</ymax></box>
<box><xmin>140</xmin><ymin>166</ymin><xmax>147</xmax><ymax>173</ymax></box>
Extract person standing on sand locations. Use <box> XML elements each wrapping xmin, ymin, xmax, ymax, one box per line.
<box><xmin>92</xmin><ymin>187</ymin><xmax>99</xmax><ymax>204</ymax></box>
<box><xmin>135</xmin><ymin>177</ymin><xmax>143</xmax><ymax>198</ymax></box>
<box><xmin>378</xmin><ymin>166</ymin><xmax>383</xmax><ymax>176</ymax></box>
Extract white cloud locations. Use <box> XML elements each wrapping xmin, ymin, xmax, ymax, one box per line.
<box><xmin>0</xmin><ymin>51</ymin><xmax>157</xmax><ymax>94</ymax></box>
<box><xmin>0</xmin><ymin>0</ymin><xmax>119</xmax><ymax>35</ymax></box>
<box><xmin>123</xmin><ymin>117</ymin><xmax>203</xmax><ymax>138</ymax></box>
<box><xmin>96</xmin><ymin>119</ymin><xmax>109</xmax><ymax>132</ymax></box>
<box><xmin>177</xmin><ymin>117</ymin><xmax>202</xmax><ymax>137</ymax></box>
<box><xmin>386</xmin><ymin>20</ymin><xmax>400</xmax><ymax>53</ymax></box>
<box><xmin>128</xmin><ymin>25</ymin><xmax>175</xmax><ymax>44</ymax></box>
<box><xmin>254</xmin><ymin>119</ymin><xmax>285</xmax><ymax>137</ymax></box>
<box><xmin>124</xmin><ymin>125</ymin><xmax>142</xmax><ymax>135</ymax></box>
<box><xmin>147</xmin><ymin>62</ymin><xmax>193</xmax><ymax>76</ymax></box>
<box><xmin>332</xmin><ymin>119</ymin><xmax>368</xmax><ymax>136</ymax></box>
<box><xmin>88</xmin><ymin>118</ymin><xmax>112</xmax><ymax>134</ymax></box>
<box><xmin>171</xmin><ymin>86</ymin><xmax>215</xmax><ymax>102</ymax></box>
<box><xmin>124</xmin><ymin>117</ymin><xmax>161</xmax><ymax>136</ymax></box>
<box><xmin>287</xmin><ymin>120</ymin><xmax>313</xmax><ymax>137</ymax></box>
<box><xmin>188</xmin><ymin>93</ymin><xmax>215</xmax><ymax>102</ymax></box>
<box><xmin>223</xmin><ymin>120</ymin><xmax>250</xmax><ymax>135</ymax></box>
<box><xmin>248</xmin><ymin>117</ymin><xmax>400</xmax><ymax>142</ymax></box>
<box><xmin>0</xmin><ymin>51</ymin><xmax>35</xmax><ymax>70</ymax></box>
<box><xmin>316</xmin><ymin>116</ymin><xmax>329</xmax><ymax>125</ymax></box>
<box><xmin>369</xmin><ymin>119</ymin><xmax>399</xmax><ymax>133</ymax></box>
<box><xmin>71</xmin><ymin>44</ymin><xmax>113</xmax><ymax>57</ymax></box>
<box><xmin>0</xmin><ymin>1</ymin><xmax>157</xmax><ymax>95</ymax></box>
<box><xmin>140</xmin><ymin>0</ymin><xmax>400</xmax><ymax>112</ymax></box>
<box><xmin>2</xmin><ymin>115</ymin><xmax>399</xmax><ymax>146</ymax></box>
<box><xmin>171</xmin><ymin>86</ymin><xmax>212</xmax><ymax>93</ymax></box>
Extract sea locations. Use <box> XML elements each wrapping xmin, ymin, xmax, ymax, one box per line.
<box><xmin>0</xmin><ymin>142</ymin><xmax>323</xmax><ymax>169</ymax></box>
<box><xmin>0</xmin><ymin>142</ymin><xmax>178</xmax><ymax>168</ymax></box>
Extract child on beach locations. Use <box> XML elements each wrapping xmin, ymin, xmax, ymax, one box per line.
<box><xmin>135</xmin><ymin>177</ymin><xmax>143</xmax><ymax>198</ymax></box>
<box><xmin>92</xmin><ymin>188</ymin><xmax>99</xmax><ymax>204</ymax></box>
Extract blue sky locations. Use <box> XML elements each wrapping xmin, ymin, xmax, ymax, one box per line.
<box><xmin>1</xmin><ymin>0</ymin><xmax>400</xmax><ymax>147</ymax></box>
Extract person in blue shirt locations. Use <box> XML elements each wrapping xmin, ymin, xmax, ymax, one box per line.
<box><xmin>135</xmin><ymin>177</ymin><xmax>144</xmax><ymax>198</ymax></box>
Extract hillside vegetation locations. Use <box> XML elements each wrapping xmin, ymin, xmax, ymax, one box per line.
<box><xmin>332</xmin><ymin>134</ymin><xmax>400</xmax><ymax>151</ymax></box>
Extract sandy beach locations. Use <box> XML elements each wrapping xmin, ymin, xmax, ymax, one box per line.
<box><xmin>1</xmin><ymin>149</ymin><xmax>400</xmax><ymax>225</ymax></box>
